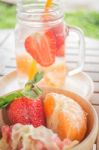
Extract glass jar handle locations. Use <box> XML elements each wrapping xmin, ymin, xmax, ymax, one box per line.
<box><xmin>66</xmin><ymin>26</ymin><xmax>85</xmax><ymax>76</ymax></box>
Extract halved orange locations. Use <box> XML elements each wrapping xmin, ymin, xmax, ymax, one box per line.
<box><xmin>44</xmin><ymin>93</ymin><xmax>87</xmax><ymax>141</ymax></box>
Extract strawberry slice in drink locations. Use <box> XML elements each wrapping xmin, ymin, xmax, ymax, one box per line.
<box><xmin>25</xmin><ymin>31</ymin><xmax>56</xmax><ymax>67</ymax></box>
<box><xmin>49</xmin><ymin>23</ymin><xmax>66</xmax><ymax>56</ymax></box>
<box><xmin>42</xmin><ymin>14</ymin><xmax>66</xmax><ymax>56</ymax></box>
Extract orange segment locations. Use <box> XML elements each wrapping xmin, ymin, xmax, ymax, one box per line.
<box><xmin>16</xmin><ymin>54</ymin><xmax>37</xmax><ymax>80</ymax></box>
<box><xmin>57</xmin><ymin>111</ymin><xmax>79</xmax><ymax>140</ymax></box>
<box><xmin>44</xmin><ymin>94</ymin><xmax>55</xmax><ymax>118</ymax></box>
<box><xmin>57</xmin><ymin>112</ymin><xmax>68</xmax><ymax>140</ymax></box>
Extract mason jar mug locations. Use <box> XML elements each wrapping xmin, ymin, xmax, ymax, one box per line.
<box><xmin>15</xmin><ymin>1</ymin><xmax>85</xmax><ymax>87</ymax></box>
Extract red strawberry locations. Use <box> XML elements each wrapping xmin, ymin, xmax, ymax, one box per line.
<box><xmin>25</xmin><ymin>32</ymin><xmax>56</xmax><ymax>67</ymax></box>
<box><xmin>0</xmin><ymin>72</ymin><xmax>46</xmax><ymax>128</ymax></box>
<box><xmin>7</xmin><ymin>97</ymin><xmax>45</xmax><ymax>127</ymax></box>
<box><xmin>48</xmin><ymin>23</ymin><xmax>65</xmax><ymax>56</ymax></box>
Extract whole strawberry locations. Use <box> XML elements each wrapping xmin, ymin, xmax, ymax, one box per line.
<box><xmin>0</xmin><ymin>72</ymin><xmax>46</xmax><ymax>127</ymax></box>
<box><xmin>7</xmin><ymin>97</ymin><xmax>45</xmax><ymax>127</ymax></box>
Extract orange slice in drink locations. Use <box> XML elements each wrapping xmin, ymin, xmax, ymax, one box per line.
<box><xmin>16</xmin><ymin>53</ymin><xmax>37</xmax><ymax>80</ymax></box>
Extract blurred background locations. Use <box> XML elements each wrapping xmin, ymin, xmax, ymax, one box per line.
<box><xmin>0</xmin><ymin>0</ymin><xmax>99</xmax><ymax>39</ymax></box>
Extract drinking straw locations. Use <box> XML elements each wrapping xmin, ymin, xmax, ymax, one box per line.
<box><xmin>45</xmin><ymin>0</ymin><xmax>53</xmax><ymax>9</ymax></box>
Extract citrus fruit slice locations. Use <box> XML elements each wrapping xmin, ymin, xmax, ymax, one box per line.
<box><xmin>44</xmin><ymin>93</ymin><xmax>87</xmax><ymax>141</ymax></box>
<box><xmin>16</xmin><ymin>53</ymin><xmax>37</xmax><ymax>80</ymax></box>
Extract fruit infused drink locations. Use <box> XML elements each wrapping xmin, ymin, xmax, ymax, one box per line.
<box><xmin>15</xmin><ymin>1</ymin><xmax>66</xmax><ymax>86</ymax></box>
<box><xmin>15</xmin><ymin>1</ymin><xmax>85</xmax><ymax>86</ymax></box>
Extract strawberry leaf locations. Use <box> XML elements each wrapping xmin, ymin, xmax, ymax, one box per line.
<box><xmin>22</xmin><ymin>71</ymin><xmax>44</xmax><ymax>99</ymax></box>
<box><xmin>22</xmin><ymin>90</ymin><xmax>37</xmax><ymax>99</ymax></box>
<box><xmin>0</xmin><ymin>91</ymin><xmax>23</xmax><ymax>108</ymax></box>
<box><xmin>32</xmin><ymin>71</ymin><xmax>44</xmax><ymax>84</ymax></box>
<box><xmin>24</xmin><ymin>71</ymin><xmax>44</xmax><ymax>91</ymax></box>
<box><xmin>0</xmin><ymin>72</ymin><xmax>44</xmax><ymax>108</ymax></box>
<box><xmin>22</xmin><ymin>85</ymin><xmax>43</xmax><ymax>99</ymax></box>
